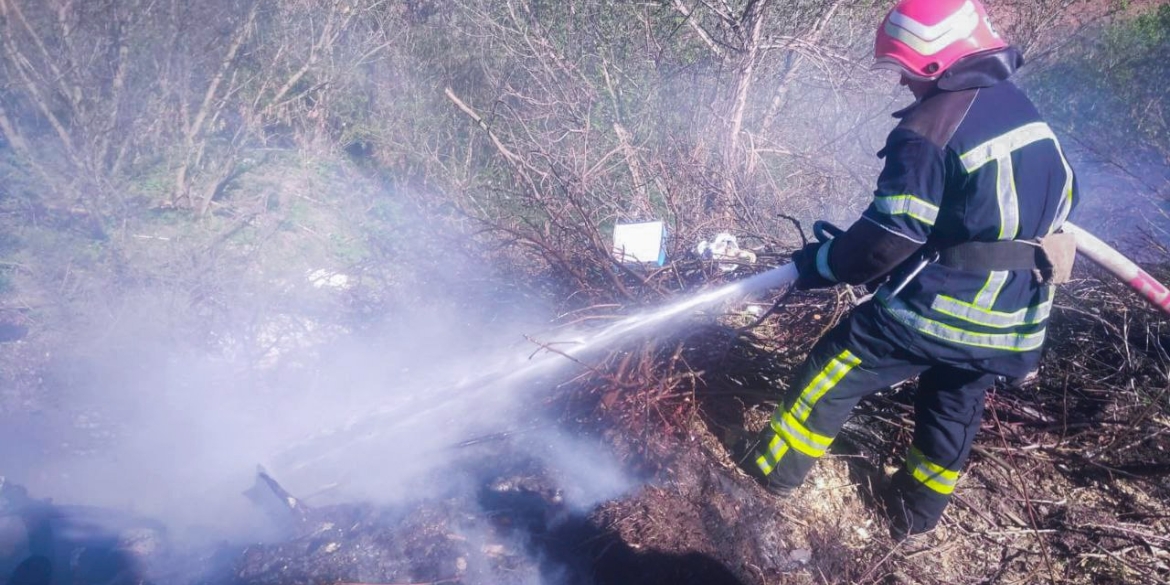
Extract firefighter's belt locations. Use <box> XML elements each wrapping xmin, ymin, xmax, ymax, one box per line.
<box><xmin>936</xmin><ymin>240</ymin><xmax>1041</xmax><ymax>272</ymax></box>
<box><xmin>936</xmin><ymin>232</ymin><xmax>1076</xmax><ymax>285</ymax></box>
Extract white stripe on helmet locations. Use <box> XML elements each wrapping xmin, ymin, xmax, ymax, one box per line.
<box><xmin>885</xmin><ymin>0</ymin><xmax>980</xmax><ymax>56</ymax></box>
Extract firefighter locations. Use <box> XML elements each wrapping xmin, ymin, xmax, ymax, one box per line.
<box><xmin>748</xmin><ymin>0</ymin><xmax>1079</xmax><ymax>540</ymax></box>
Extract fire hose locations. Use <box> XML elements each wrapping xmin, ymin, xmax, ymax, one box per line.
<box><xmin>1063</xmin><ymin>222</ymin><xmax>1170</xmax><ymax>316</ymax></box>
<box><xmin>740</xmin><ymin>221</ymin><xmax>1170</xmax><ymax>317</ymax></box>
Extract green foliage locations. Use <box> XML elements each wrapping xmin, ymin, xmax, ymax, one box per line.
<box><xmin>1029</xmin><ymin>6</ymin><xmax>1170</xmax><ymax>156</ymax></box>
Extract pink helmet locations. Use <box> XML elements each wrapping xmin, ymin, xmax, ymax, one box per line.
<box><xmin>874</xmin><ymin>0</ymin><xmax>1007</xmax><ymax>81</ymax></box>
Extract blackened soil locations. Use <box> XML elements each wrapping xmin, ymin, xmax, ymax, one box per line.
<box><xmin>209</xmin><ymin>449</ymin><xmax>758</xmax><ymax>585</ymax></box>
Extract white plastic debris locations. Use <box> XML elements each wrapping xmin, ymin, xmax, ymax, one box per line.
<box><xmin>696</xmin><ymin>233</ymin><xmax>757</xmax><ymax>272</ymax></box>
<box><xmin>612</xmin><ymin>221</ymin><xmax>667</xmax><ymax>266</ymax></box>
<box><xmin>307</xmin><ymin>268</ymin><xmax>352</xmax><ymax>290</ymax></box>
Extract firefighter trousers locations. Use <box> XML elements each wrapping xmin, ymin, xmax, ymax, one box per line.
<box><xmin>753</xmin><ymin>302</ymin><xmax>996</xmax><ymax>536</ymax></box>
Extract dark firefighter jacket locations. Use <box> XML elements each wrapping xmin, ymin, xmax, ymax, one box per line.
<box><xmin>817</xmin><ymin>48</ymin><xmax>1079</xmax><ymax>377</ymax></box>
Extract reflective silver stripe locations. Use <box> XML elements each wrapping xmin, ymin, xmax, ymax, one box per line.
<box><xmin>932</xmin><ymin>295</ymin><xmax>1052</xmax><ymax>328</ymax></box>
<box><xmin>960</xmin><ymin>122</ymin><xmax>1057</xmax><ymax>171</ymax></box>
<box><xmin>1050</xmin><ymin>135</ymin><xmax>1075</xmax><ymax>233</ymax></box>
<box><xmin>881</xmin><ymin>296</ymin><xmax>1046</xmax><ymax>351</ymax></box>
<box><xmin>873</xmin><ymin>195</ymin><xmax>940</xmax><ymax>226</ymax></box>
<box><xmin>973</xmin><ymin>271</ymin><xmax>1009</xmax><ymax>308</ymax></box>
<box><xmin>996</xmin><ymin>154</ymin><xmax>1019</xmax><ymax>239</ymax></box>
<box><xmin>931</xmin><ymin>272</ymin><xmax>1052</xmax><ymax>329</ymax></box>
<box><xmin>815</xmin><ymin>239</ymin><xmax>838</xmax><ymax>282</ymax></box>
<box><xmin>961</xmin><ymin>122</ymin><xmax>1061</xmax><ymax>241</ymax></box>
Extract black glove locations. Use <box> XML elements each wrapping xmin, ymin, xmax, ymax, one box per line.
<box><xmin>792</xmin><ymin>241</ymin><xmax>836</xmax><ymax>290</ymax></box>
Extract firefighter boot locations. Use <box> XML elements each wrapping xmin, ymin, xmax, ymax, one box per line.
<box><xmin>883</xmin><ymin>469</ymin><xmax>947</xmax><ymax>541</ymax></box>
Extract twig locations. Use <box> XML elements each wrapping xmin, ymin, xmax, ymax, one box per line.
<box><xmin>522</xmin><ymin>334</ymin><xmax>614</xmax><ymax>383</ymax></box>
<box><xmin>444</xmin><ymin>86</ymin><xmax>522</xmax><ymax>165</ymax></box>
<box><xmin>951</xmin><ymin>492</ymin><xmax>999</xmax><ymax>528</ymax></box>
<box><xmin>988</xmin><ymin>407</ymin><xmax>1058</xmax><ymax>584</ymax></box>
<box><xmin>857</xmin><ymin>542</ymin><xmax>903</xmax><ymax>585</ymax></box>
<box><xmin>736</xmin><ymin>287</ymin><xmax>795</xmax><ymax>332</ymax></box>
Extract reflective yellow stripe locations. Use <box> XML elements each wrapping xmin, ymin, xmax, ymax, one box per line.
<box><xmin>772</xmin><ymin>410</ymin><xmax>833</xmax><ymax>458</ymax></box>
<box><xmin>873</xmin><ymin>194</ymin><xmax>940</xmax><ymax>226</ymax></box>
<box><xmin>758</xmin><ymin>349</ymin><xmax>860</xmax><ymax>475</ymax></box>
<box><xmin>881</xmin><ymin>296</ymin><xmax>1046</xmax><ymax>351</ymax></box>
<box><xmin>907</xmin><ymin>446</ymin><xmax>959</xmax><ymax>495</ymax></box>
<box><xmin>790</xmin><ymin>350</ymin><xmax>862</xmax><ymax>421</ymax></box>
<box><xmin>755</xmin><ymin>433</ymin><xmax>789</xmax><ymax>476</ymax></box>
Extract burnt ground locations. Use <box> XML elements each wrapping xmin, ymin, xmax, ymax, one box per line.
<box><xmin>2</xmin><ymin>264</ymin><xmax>1169</xmax><ymax>585</ymax></box>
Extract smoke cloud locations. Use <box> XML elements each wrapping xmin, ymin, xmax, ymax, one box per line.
<box><xmin>0</xmin><ymin>198</ymin><xmax>639</xmax><ymax>583</ymax></box>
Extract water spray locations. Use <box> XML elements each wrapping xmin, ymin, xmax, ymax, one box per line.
<box><xmin>273</xmin><ymin>220</ymin><xmax>1169</xmax><ymax>485</ymax></box>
